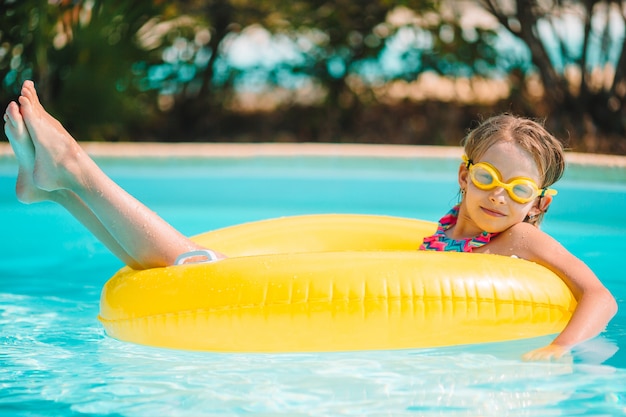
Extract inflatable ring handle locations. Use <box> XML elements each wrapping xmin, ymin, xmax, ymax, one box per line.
<box><xmin>174</xmin><ymin>249</ymin><xmax>219</xmax><ymax>265</ymax></box>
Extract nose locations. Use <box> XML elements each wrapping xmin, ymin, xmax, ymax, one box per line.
<box><xmin>489</xmin><ymin>187</ymin><xmax>507</xmax><ymax>204</ymax></box>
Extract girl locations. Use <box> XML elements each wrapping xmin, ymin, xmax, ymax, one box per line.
<box><xmin>4</xmin><ymin>80</ymin><xmax>617</xmax><ymax>361</ymax></box>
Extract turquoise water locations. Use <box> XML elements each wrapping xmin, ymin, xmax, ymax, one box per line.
<box><xmin>1</xmin><ymin>154</ymin><xmax>626</xmax><ymax>416</ymax></box>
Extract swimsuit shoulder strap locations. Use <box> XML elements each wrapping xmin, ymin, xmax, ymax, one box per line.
<box><xmin>419</xmin><ymin>205</ymin><xmax>498</xmax><ymax>252</ymax></box>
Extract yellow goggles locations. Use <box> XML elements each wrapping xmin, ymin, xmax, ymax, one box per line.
<box><xmin>463</xmin><ymin>155</ymin><xmax>557</xmax><ymax>204</ymax></box>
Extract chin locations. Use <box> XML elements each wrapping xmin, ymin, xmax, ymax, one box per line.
<box><xmin>476</xmin><ymin>218</ymin><xmax>512</xmax><ymax>234</ymax></box>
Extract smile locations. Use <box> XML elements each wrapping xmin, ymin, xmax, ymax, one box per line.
<box><xmin>481</xmin><ymin>206</ymin><xmax>506</xmax><ymax>217</ymax></box>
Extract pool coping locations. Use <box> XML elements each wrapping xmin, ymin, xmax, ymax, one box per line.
<box><xmin>1</xmin><ymin>142</ymin><xmax>626</xmax><ymax>167</ymax></box>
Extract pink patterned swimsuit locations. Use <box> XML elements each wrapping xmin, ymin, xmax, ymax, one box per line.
<box><xmin>419</xmin><ymin>205</ymin><xmax>498</xmax><ymax>252</ymax></box>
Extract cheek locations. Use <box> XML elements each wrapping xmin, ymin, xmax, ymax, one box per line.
<box><xmin>463</xmin><ymin>187</ymin><xmax>485</xmax><ymax>213</ymax></box>
<box><xmin>508</xmin><ymin>201</ymin><xmax>536</xmax><ymax>223</ymax></box>
<box><xmin>465</xmin><ymin>183</ymin><xmax>487</xmax><ymax>203</ymax></box>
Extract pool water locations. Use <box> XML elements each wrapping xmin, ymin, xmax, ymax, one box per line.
<box><xmin>1</xmin><ymin>153</ymin><xmax>625</xmax><ymax>416</ymax></box>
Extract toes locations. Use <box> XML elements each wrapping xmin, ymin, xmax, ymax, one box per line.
<box><xmin>4</xmin><ymin>102</ymin><xmax>29</xmax><ymax>145</ymax></box>
<box><xmin>20</xmin><ymin>83</ymin><xmax>33</xmax><ymax>103</ymax></box>
<box><xmin>22</xmin><ymin>80</ymin><xmax>34</xmax><ymax>93</ymax></box>
<box><xmin>21</xmin><ymin>81</ymin><xmax>40</xmax><ymax>105</ymax></box>
<box><xmin>18</xmin><ymin>95</ymin><xmax>33</xmax><ymax>118</ymax></box>
<box><xmin>5</xmin><ymin>102</ymin><xmax>22</xmax><ymax>128</ymax></box>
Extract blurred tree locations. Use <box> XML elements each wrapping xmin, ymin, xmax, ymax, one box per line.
<box><xmin>3</xmin><ymin>0</ymin><xmax>624</xmax><ymax>151</ymax></box>
<box><xmin>1</xmin><ymin>0</ymin><xmax>54</xmax><ymax>102</ymax></box>
<box><xmin>152</xmin><ymin>0</ymin><xmax>278</xmax><ymax>139</ymax></box>
<box><xmin>263</xmin><ymin>0</ymin><xmax>441</xmax><ymax>140</ymax></box>
<box><xmin>480</xmin><ymin>0</ymin><xmax>626</xmax><ymax>152</ymax></box>
<box><xmin>1</xmin><ymin>0</ymin><xmax>166</xmax><ymax>140</ymax></box>
<box><xmin>401</xmin><ymin>5</ymin><xmax>503</xmax><ymax>80</ymax></box>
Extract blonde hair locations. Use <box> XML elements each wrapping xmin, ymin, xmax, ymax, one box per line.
<box><xmin>461</xmin><ymin>114</ymin><xmax>565</xmax><ymax>226</ymax></box>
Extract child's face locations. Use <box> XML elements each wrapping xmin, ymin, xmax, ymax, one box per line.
<box><xmin>459</xmin><ymin>141</ymin><xmax>545</xmax><ymax>233</ymax></box>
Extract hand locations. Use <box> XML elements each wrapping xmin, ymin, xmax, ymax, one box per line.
<box><xmin>522</xmin><ymin>343</ymin><xmax>572</xmax><ymax>362</ymax></box>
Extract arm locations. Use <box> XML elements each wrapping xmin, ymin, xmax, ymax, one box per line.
<box><xmin>508</xmin><ymin>224</ymin><xmax>618</xmax><ymax>360</ymax></box>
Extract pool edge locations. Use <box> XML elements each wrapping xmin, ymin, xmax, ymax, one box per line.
<box><xmin>1</xmin><ymin>142</ymin><xmax>625</xmax><ymax>167</ymax></box>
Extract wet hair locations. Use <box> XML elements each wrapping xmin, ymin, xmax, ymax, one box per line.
<box><xmin>461</xmin><ymin>114</ymin><xmax>565</xmax><ymax>226</ymax></box>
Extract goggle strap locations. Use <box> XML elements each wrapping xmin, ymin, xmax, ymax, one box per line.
<box><xmin>463</xmin><ymin>155</ymin><xmax>473</xmax><ymax>169</ymax></box>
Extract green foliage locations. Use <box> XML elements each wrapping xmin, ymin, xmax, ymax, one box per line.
<box><xmin>0</xmin><ymin>0</ymin><xmax>503</xmax><ymax>142</ymax></box>
<box><xmin>0</xmin><ymin>0</ymin><xmax>50</xmax><ymax>97</ymax></box>
<box><xmin>1</xmin><ymin>0</ymin><xmax>165</xmax><ymax>140</ymax></box>
<box><xmin>2</xmin><ymin>0</ymin><xmax>625</xmax><ymax>152</ymax></box>
<box><xmin>480</xmin><ymin>0</ymin><xmax>626</xmax><ymax>152</ymax></box>
<box><xmin>222</xmin><ymin>0</ymin><xmax>447</xmax><ymax>139</ymax></box>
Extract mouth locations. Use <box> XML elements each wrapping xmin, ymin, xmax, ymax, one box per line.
<box><xmin>480</xmin><ymin>206</ymin><xmax>506</xmax><ymax>217</ymax></box>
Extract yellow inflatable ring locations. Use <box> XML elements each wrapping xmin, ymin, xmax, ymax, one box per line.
<box><xmin>98</xmin><ymin>214</ymin><xmax>576</xmax><ymax>352</ymax></box>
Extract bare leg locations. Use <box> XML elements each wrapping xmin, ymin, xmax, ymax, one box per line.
<box><xmin>14</xmin><ymin>81</ymin><xmax>210</xmax><ymax>268</ymax></box>
<box><xmin>4</xmin><ymin>101</ymin><xmax>146</xmax><ymax>268</ymax></box>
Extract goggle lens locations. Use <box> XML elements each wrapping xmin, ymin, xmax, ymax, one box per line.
<box><xmin>467</xmin><ymin>162</ymin><xmax>557</xmax><ymax>204</ymax></box>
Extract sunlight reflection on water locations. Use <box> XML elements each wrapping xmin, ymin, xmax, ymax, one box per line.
<box><xmin>1</xmin><ymin>154</ymin><xmax>625</xmax><ymax>416</ymax></box>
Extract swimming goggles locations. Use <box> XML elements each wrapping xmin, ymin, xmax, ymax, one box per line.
<box><xmin>463</xmin><ymin>155</ymin><xmax>557</xmax><ymax>204</ymax></box>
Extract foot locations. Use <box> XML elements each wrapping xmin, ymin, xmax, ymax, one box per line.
<box><xmin>18</xmin><ymin>80</ymin><xmax>88</xmax><ymax>191</ymax></box>
<box><xmin>3</xmin><ymin>101</ymin><xmax>51</xmax><ymax>203</ymax></box>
